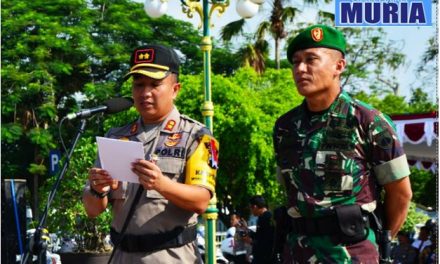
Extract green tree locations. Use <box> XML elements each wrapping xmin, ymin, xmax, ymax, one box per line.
<box><xmin>221</xmin><ymin>0</ymin><xmax>299</xmax><ymax>70</ymax></box>
<box><xmin>408</xmin><ymin>88</ymin><xmax>437</xmax><ymax>113</ymax></box>
<box><xmin>400</xmin><ymin>203</ymin><xmax>430</xmax><ymax>235</ymax></box>
<box><xmin>409</xmin><ymin>169</ymin><xmax>436</xmax><ymax>208</ymax></box>
<box><xmin>340</xmin><ymin>27</ymin><xmax>406</xmax><ymax>95</ymax></box>
<box><xmin>414</xmin><ymin>36</ymin><xmax>438</xmax><ymax>98</ymax></box>
<box><xmin>353</xmin><ymin>88</ymin><xmax>437</xmax><ymax>116</ymax></box>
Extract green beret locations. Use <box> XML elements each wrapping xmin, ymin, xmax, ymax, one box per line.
<box><xmin>287</xmin><ymin>24</ymin><xmax>346</xmax><ymax>64</ymax></box>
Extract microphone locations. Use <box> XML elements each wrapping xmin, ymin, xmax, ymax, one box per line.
<box><xmin>66</xmin><ymin>97</ymin><xmax>133</xmax><ymax>120</ymax></box>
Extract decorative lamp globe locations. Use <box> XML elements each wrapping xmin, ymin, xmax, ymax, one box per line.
<box><xmin>144</xmin><ymin>0</ymin><xmax>168</xmax><ymax>18</ymax></box>
<box><xmin>236</xmin><ymin>0</ymin><xmax>259</xmax><ymax>19</ymax></box>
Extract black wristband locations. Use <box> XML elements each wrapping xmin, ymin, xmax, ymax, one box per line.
<box><xmin>89</xmin><ymin>187</ymin><xmax>109</xmax><ymax>199</ymax></box>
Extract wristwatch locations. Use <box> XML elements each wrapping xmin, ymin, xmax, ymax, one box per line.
<box><xmin>89</xmin><ymin>187</ymin><xmax>109</xmax><ymax>199</ymax></box>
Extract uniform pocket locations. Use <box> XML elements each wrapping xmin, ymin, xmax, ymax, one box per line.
<box><xmin>315</xmin><ymin>150</ymin><xmax>353</xmax><ymax>195</ymax></box>
<box><xmin>109</xmin><ymin>181</ymin><xmax>128</xmax><ymax>200</ymax></box>
<box><xmin>145</xmin><ymin>158</ymin><xmax>185</xmax><ymax>199</ymax></box>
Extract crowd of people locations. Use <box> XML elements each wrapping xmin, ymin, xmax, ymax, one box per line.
<box><xmin>391</xmin><ymin>222</ymin><xmax>437</xmax><ymax>264</ymax></box>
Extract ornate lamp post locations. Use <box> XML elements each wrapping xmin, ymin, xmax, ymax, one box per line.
<box><xmin>144</xmin><ymin>0</ymin><xmax>264</xmax><ymax>263</ymax></box>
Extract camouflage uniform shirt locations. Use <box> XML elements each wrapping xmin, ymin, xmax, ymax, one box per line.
<box><xmin>273</xmin><ymin>91</ymin><xmax>410</xmax><ymax>263</ymax></box>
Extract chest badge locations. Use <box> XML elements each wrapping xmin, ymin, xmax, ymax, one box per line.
<box><xmin>164</xmin><ymin>133</ymin><xmax>182</xmax><ymax>147</ymax></box>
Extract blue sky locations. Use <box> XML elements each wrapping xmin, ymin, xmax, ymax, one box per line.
<box><xmin>144</xmin><ymin>0</ymin><xmax>437</xmax><ymax>100</ymax></box>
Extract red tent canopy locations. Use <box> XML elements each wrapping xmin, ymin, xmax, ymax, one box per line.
<box><xmin>391</xmin><ymin>112</ymin><xmax>438</xmax><ymax>172</ymax></box>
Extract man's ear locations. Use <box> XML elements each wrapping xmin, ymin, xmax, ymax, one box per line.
<box><xmin>336</xmin><ymin>58</ymin><xmax>346</xmax><ymax>74</ymax></box>
<box><xmin>172</xmin><ymin>83</ymin><xmax>181</xmax><ymax>100</ymax></box>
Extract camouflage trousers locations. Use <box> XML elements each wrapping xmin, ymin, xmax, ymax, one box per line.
<box><xmin>283</xmin><ymin>228</ymin><xmax>379</xmax><ymax>264</ymax></box>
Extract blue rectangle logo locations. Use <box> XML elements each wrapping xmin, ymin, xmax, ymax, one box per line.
<box><xmin>335</xmin><ymin>0</ymin><xmax>432</xmax><ymax>26</ymax></box>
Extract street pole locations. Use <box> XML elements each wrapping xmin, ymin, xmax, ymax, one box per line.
<box><xmin>199</xmin><ymin>2</ymin><xmax>216</xmax><ymax>263</ymax></box>
<box><xmin>143</xmin><ymin>0</ymin><xmax>262</xmax><ymax>262</ymax></box>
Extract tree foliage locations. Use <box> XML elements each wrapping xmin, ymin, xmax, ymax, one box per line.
<box><xmin>401</xmin><ymin>203</ymin><xmax>430</xmax><ymax>235</ymax></box>
<box><xmin>409</xmin><ymin>169</ymin><xmax>436</xmax><ymax>208</ymax></box>
<box><xmin>353</xmin><ymin>90</ymin><xmax>437</xmax><ymax>116</ymax></box>
<box><xmin>221</xmin><ymin>0</ymin><xmax>300</xmax><ymax>70</ymax></box>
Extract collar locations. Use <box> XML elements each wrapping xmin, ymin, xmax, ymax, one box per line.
<box><xmin>127</xmin><ymin>106</ymin><xmax>181</xmax><ymax>136</ymax></box>
<box><xmin>301</xmin><ymin>89</ymin><xmax>350</xmax><ymax>118</ymax></box>
<box><xmin>159</xmin><ymin>106</ymin><xmax>181</xmax><ymax>133</ymax></box>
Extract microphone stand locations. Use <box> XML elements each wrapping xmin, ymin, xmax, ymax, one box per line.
<box><xmin>22</xmin><ymin>118</ymin><xmax>88</xmax><ymax>264</ymax></box>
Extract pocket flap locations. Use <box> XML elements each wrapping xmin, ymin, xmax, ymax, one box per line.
<box><xmin>335</xmin><ymin>204</ymin><xmax>365</xmax><ymax>237</ymax></box>
<box><xmin>156</xmin><ymin>158</ymin><xmax>184</xmax><ymax>175</ymax></box>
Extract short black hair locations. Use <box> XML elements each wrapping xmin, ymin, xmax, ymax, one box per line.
<box><xmin>249</xmin><ymin>195</ymin><xmax>267</xmax><ymax>208</ymax></box>
<box><xmin>230</xmin><ymin>211</ymin><xmax>242</xmax><ymax>218</ymax></box>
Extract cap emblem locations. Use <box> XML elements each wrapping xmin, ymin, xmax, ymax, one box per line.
<box><xmin>311</xmin><ymin>27</ymin><xmax>324</xmax><ymax>42</ymax></box>
<box><xmin>135</xmin><ymin>49</ymin><xmax>154</xmax><ymax>64</ymax></box>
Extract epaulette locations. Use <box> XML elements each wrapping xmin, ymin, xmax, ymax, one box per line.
<box><xmin>107</xmin><ymin>119</ymin><xmax>139</xmax><ymax>137</ymax></box>
<box><xmin>353</xmin><ymin>98</ymin><xmax>375</xmax><ymax>111</ymax></box>
<box><xmin>180</xmin><ymin>114</ymin><xmax>212</xmax><ymax>138</ymax></box>
<box><xmin>180</xmin><ymin>114</ymin><xmax>205</xmax><ymax>127</ymax></box>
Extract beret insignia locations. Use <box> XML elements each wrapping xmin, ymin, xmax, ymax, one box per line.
<box><xmin>311</xmin><ymin>27</ymin><xmax>324</xmax><ymax>42</ymax></box>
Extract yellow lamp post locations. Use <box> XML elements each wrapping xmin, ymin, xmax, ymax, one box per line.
<box><xmin>143</xmin><ymin>0</ymin><xmax>264</xmax><ymax>263</ymax></box>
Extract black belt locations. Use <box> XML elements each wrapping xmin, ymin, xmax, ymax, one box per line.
<box><xmin>291</xmin><ymin>209</ymin><xmax>370</xmax><ymax>236</ymax></box>
<box><xmin>291</xmin><ymin>214</ymin><xmax>340</xmax><ymax>236</ymax></box>
<box><xmin>110</xmin><ymin>225</ymin><xmax>197</xmax><ymax>253</ymax></box>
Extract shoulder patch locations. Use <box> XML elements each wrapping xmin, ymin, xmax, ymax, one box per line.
<box><xmin>375</xmin><ymin>131</ymin><xmax>393</xmax><ymax>149</ymax></box>
<box><xmin>185</xmin><ymin>134</ymin><xmax>219</xmax><ymax>193</ymax></box>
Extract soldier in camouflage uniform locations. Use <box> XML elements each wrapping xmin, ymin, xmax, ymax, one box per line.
<box><xmin>273</xmin><ymin>25</ymin><xmax>412</xmax><ymax>263</ymax></box>
<box><xmin>83</xmin><ymin>44</ymin><xmax>219</xmax><ymax>263</ymax></box>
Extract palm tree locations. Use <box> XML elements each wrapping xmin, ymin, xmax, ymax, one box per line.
<box><xmin>238</xmin><ymin>39</ymin><xmax>269</xmax><ymax>74</ymax></box>
<box><xmin>221</xmin><ymin>0</ymin><xmax>298</xmax><ymax>70</ymax></box>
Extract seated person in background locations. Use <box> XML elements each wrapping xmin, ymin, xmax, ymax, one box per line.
<box><xmin>391</xmin><ymin>231</ymin><xmax>417</xmax><ymax>264</ymax></box>
<box><xmin>412</xmin><ymin>226</ymin><xmax>432</xmax><ymax>257</ymax></box>
<box><xmin>418</xmin><ymin>231</ymin><xmax>437</xmax><ymax>264</ymax></box>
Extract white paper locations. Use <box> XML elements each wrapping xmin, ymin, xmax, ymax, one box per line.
<box><xmin>96</xmin><ymin>136</ymin><xmax>144</xmax><ymax>183</ymax></box>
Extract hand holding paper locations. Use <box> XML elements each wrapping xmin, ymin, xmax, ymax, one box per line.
<box><xmin>96</xmin><ymin>137</ymin><xmax>145</xmax><ymax>183</ymax></box>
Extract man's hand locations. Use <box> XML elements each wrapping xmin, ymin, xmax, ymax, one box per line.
<box><xmin>132</xmin><ymin>159</ymin><xmax>167</xmax><ymax>191</ymax></box>
<box><xmin>83</xmin><ymin>167</ymin><xmax>117</xmax><ymax>217</ymax></box>
<box><xmin>88</xmin><ymin>168</ymin><xmax>118</xmax><ymax>193</ymax></box>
